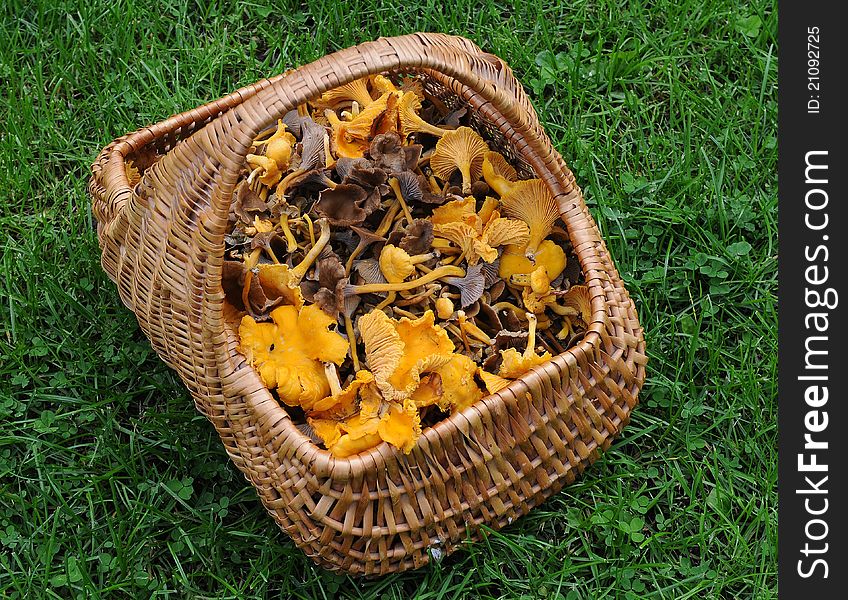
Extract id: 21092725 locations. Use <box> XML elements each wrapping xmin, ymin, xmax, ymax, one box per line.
<box><xmin>807</xmin><ymin>26</ymin><xmax>820</xmax><ymax>114</ymax></box>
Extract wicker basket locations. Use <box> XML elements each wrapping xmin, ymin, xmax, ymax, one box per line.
<box><xmin>89</xmin><ymin>33</ymin><xmax>647</xmax><ymax>575</ymax></box>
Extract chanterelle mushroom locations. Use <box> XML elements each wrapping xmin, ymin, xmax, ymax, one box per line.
<box><xmin>499</xmin><ymin>239</ymin><xmax>567</xmax><ymax>282</ymax></box>
<box><xmin>238</xmin><ymin>303</ymin><xmax>349</xmax><ymax>410</ymax></box>
<box><xmin>398</xmin><ymin>91</ymin><xmax>449</xmax><ymax>139</ymax></box>
<box><xmin>359</xmin><ymin>309</ymin><xmax>454</xmax><ymax>401</ymax></box>
<box><xmin>498</xmin><ymin>312</ymin><xmax>553</xmax><ymax>379</ymax></box>
<box><xmin>429</xmin><ymin>126</ymin><xmax>489</xmax><ymax>195</ymax></box>
<box><xmin>500</xmin><ymin>179</ymin><xmax>560</xmax><ymax>257</ymax></box>
<box><xmin>313</xmin><ymin>77</ymin><xmax>374</xmax><ymax>110</ymax></box>
<box><xmin>481</xmin><ymin>150</ymin><xmax>518</xmax><ymax>197</ymax></box>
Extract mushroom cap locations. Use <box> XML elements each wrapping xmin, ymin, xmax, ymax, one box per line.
<box><xmin>480</xmin><ymin>216</ymin><xmax>530</xmax><ymax>255</ymax></box>
<box><xmin>369</xmin><ymin>132</ymin><xmax>421</xmax><ymax>173</ymax></box>
<box><xmin>237</xmin><ymin>304</ymin><xmax>348</xmax><ymax>410</ymax></box>
<box><xmin>256</xmin><ymin>263</ymin><xmax>305</xmax><ymax>309</ymax></box>
<box><xmin>435</xmin><ymin>215</ymin><xmax>528</xmax><ymax>266</ymax></box>
<box><xmin>314</xmin><ymin>77</ymin><xmax>374</xmax><ymax>110</ymax></box>
<box><xmin>359</xmin><ymin>309</ymin><xmax>455</xmax><ymax>402</ymax></box>
<box><xmin>499</xmin><ymin>179</ymin><xmax>560</xmax><ymax>256</ymax></box>
<box><xmin>370</xmin><ymin>74</ymin><xmax>399</xmax><ymax>95</ymax></box>
<box><xmin>562</xmin><ymin>284</ymin><xmax>593</xmax><ymax>326</ymax></box>
<box><xmin>298</xmin><ymin>118</ymin><xmax>329</xmax><ymax>172</ymax></box>
<box><xmin>431</xmin><ymin>196</ymin><xmax>476</xmax><ymax>225</ymax></box>
<box><xmin>314</xmin><ymin>184</ymin><xmax>369</xmax><ymax>226</ymax></box>
<box><xmin>435</xmin><ymin>354</ymin><xmax>483</xmax><ymax>412</ymax></box>
<box><xmin>497</xmin><ymin>345</ymin><xmax>552</xmax><ymax>379</ymax></box>
<box><xmin>264</xmin><ymin>121</ymin><xmax>297</xmax><ymax>170</ymax></box>
<box><xmin>310</xmin><ymin>370</ymin><xmax>375</xmax><ymax>418</ymax></box>
<box><xmin>429</xmin><ymin>126</ymin><xmax>489</xmax><ymax>193</ymax></box>
<box><xmin>378</xmin><ymin>244</ymin><xmax>416</xmax><ymax>283</ymax></box>
<box><xmin>376</xmin><ymin>401</ymin><xmax>421</xmax><ymax>454</ymax></box>
<box><xmin>529</xmin><ymin>266</ymin><xmax>551</xmax><ymax>295</ymax></box>
<box><xmin>246</xmin><ymin>154</ymin><xmax>282</xmax><ymax>187</ymax></box>
<box><xmin>442</xmin><ymin>263</ymin><xmax>486</xmax><ymax>308</ymax></box>
<box><xmin>498</xmin><ymin>239</ymin><xmax>567</xmax><ymax>282</ymax></box>
<box><xmin>477</xmin><ymin>195</ymin><xmax>499</xmax><ymax>223</ymax></box>
<box><xmin>435</xmin><ymin>296</ymin><xmax>455</xmax><ymax>320</ymax></box>
<box><xmin>477</xmin><ymin>367</ymin><xmax>512</xmax><ymax>395</ymax></box>
<box><xmin>397</xmin><ymin>218</ymin><xmax>434</xmax><ymax>256</ymax></box>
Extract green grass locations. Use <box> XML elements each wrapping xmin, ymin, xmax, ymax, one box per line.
<box><xmin>0</xmin><ymin>0</ymin><xmax>777</xmax><ymax>597</ymax></box>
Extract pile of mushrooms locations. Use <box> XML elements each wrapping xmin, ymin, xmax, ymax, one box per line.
<box><xmin>214</xmin><ymin>73</ymin><xmax>592</xmax><ymax>457</ymax></box>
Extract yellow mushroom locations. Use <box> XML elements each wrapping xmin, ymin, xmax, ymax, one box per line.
<box><xmin>397</xmin><ymin>91</ymin><xmax>448</xmax><ymax>139</ymax></box>
<box><xmin>309</xmin><ymin>369</ymin><xmax>375</xmax><ymax>420</ymax></box>
<box><xmin>435</xmin><ymin>214</ymin><xmax>528</xmax><ymax>265</ymax></box>
<box><xmin>435</xmin><ymin>296</ymin><xmax>455</xmax><ymax>320</ymax></box>
<box><xmin>498</xmin><ymin>239</ymin><xmax>567</xmax><ymax>282</ymax></box>
<box><xmin>481</xmin><ymin>151</ymin><xmax>518</xmax><ymax>196</ymax></box>
<box><xmin>370</xmin><ymin>74</ymin><xmax>399</xmax><ymax>95</ymax></box>
<box><xmin>499</xmin><ymin>179</ymin><xmax>560</xmax><ymax>257</ymax></box>
<box><xmin>237</xmin><ymin>303</ymin><xmax>349</xmax><ymax>410</ymax></box>
<box><xmin>498</xmin><ymin>313</ymin><xmax>553</xmax><ymax>379</ymax></box>
<box><xmin>429</xmin><ymin>126</ymin><xmax>489</xmax><ymax>195</ymax></box>
<box><xmin>430</xmin><ymin>196</ymin><xmax>476</xmax><ymax>225</ymax></box>
<box><xmin>314</xmin><ymin>77</ymin><xmax>374</xmax><ymax>110</ymax></box>
<box><xmin>253</xmin><ymin>120</ymin><xmax>296</xmax><ymax>170</ymax></box>
<box><xmin>477</xmin><ymin>367</ymin><xmax>512</xmax><ymax>395</ymax></box>
<box><xmin>359</xmin><ymin>309</ymin><xmax>454</xmax><ymax>401</ymax></box>
<box><xmin>375</xmin><ymin>244</ymin><xmax>435</xmax><ymax>310</ymax></box>
<box><xmin>256</xmin><ymin>218</ymin><xmax>333</xmax><ymax>309</ymax></box>
<box><xmin>477</xmin><ymin>195</ymin><xmax>500</xmax><ymax>224</ymax></box>
<box><xmin>245</xmin><ymin>154</ymin><xmax>281</xmax><ymax>187</ymax></box>
<box><xmin>325</xmin><ymin>92</ymin><xmax>392</xmax><ymax>159</ymax></box>
<box><xmin>436</xmin><ymin>354</ymin><xmax>483</xmax><ymax>412</ymax></box>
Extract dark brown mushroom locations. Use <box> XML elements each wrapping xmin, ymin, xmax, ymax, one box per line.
<box><xmin>233</xmin><ymin>180</ymin><xmax>269</xmax><ymax>225</ymax></box>
<box><xmin>368</xmin><ymin>132</ymin><xmax>422</xmax><ymax>173</ymax></box>
<box><xmin>314</xmin><ymin>184</ymin><xmax>369</xmax><ymax>226</ymax></box>
<box><xmin>397</xmin><ymin>218</ymin><xmax>434</xmax><ymax>255</ymax></box>
<box><xmin>335</xmin><ymin>156</ymin><xmax>373</xmax><ymax>180</ymax></box>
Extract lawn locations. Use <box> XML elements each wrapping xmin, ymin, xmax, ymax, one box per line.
<box><xmin>0</xmin><ymin>0</ymin><xmax>777</xmax><ymax>598</ymax></box>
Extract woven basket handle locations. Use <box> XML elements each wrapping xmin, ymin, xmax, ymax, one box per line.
<box><xmin>206</xmin><ymin>33</ymin><xmax>576</xmax><ymax>239</ymax></box>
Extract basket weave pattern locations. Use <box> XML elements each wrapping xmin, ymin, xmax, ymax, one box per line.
<box><xmin>89</xmin><ymin>33</ymin><xmax>647</xmax><ymax>575</ymax></box>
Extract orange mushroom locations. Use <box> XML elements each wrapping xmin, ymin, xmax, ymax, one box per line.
<box><xmin>499</xmin><ymin>179</ymin><xmax>560</xmax><ymax>257</ymax></box>
<box><xmin>429</xmin><ymin>126</ymin><xmax>488</xmax><ymax>195</ymax></box>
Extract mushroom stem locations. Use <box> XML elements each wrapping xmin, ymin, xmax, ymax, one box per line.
<box><xmin>427</xmin><ymin>174</ymin><xmax>442</xmax><ymax>195</ymax></box>
<box><xmin>524</xmin><ymin>313</ymin><xmax>539</xmax><ymax>359</ymax></box>
<box><xmin>288</xmin><ymin>218</ymin><xmax>331</xmax><ymax>284</ymax></box>
<box><xmin>458</xmin><ymin>311</ymin><xmax>494</xmax><ymax>345</ymax></box>
<box><xmin>409</xmin><ymin>252</ymin><xmax>435</xmax><ymax>265</ymax></box>
<box><xmin>302</xmin><ymin>213</ymin><xmax>316</xmax><ymax>247</ymax></box>
<box><xmin>373</xmin><ymin>291</ymin><xmax>397</xmax><ymax>311</ymax></box>
<box><xmin>344</xmin><ymin>314</ymin><xmax>361</xmax><ymax>371</ymax></box>
<box><xmin>279</xmin><ymin>214</ymin><xmax>298</xmax><ymax>253</ymax></box>
<box><xmin>455</xmin><ymin>311</ymin><xmax>471</xmax><ymax>352</ymax></box>
<box><xmin>346</xmin><ymin>266</ymin><xmax>465</xmax><ymax>295</ymax></box>
<box><xmin>548</xmin><ymin>302</ymin><xmax>579</xmax><ymax>317</ymax></box>
<box><xmin>241</xmin><ymin>268</ymin><xmax>256</xmax><ymax>310</ymax></box>
<box><xmin>265</xmin><ymin>245</ymin><xmax>281</xmax><ymax>264</ymax></box>
<box><xmin>490</xmin><ymin>301</ymin><xmax>529</xmax><ymax>319</ymax></box>
<box><xmin>388</xmin><ymin>177</ymin><xmax>414</xmax><ymax>225</ymax></box>
<box><xmin>324</xmin><ymin>362</ymin><xmax>343</xmax><ymax>397</ymax></box>
<box><xmin>376</xmin><ymin>201</ymin><xmax>401</xmax><ymax>237</ymax></box>
<box><xmin>459</xmin><ymin>163</ymin><xmax>473</xmax><ymax>195</ymax></box>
